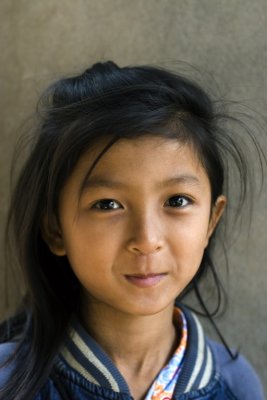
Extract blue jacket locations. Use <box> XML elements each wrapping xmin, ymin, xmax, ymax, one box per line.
<box><xmin>0</xmin><ymin>307</ymin><xmax>265</xmax><ymax>399</ymax></box>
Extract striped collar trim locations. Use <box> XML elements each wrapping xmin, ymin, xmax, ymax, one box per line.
<box><xmin>59</xmin><ymin>317</ymin><xmax>130</xmax><ymax>393</ymax></box>
<box><xmin>173</xmin><ymin>305</ymin><xmax>215</xmax><ymax>396</ymax></box>
<box><xmin>59</xmin><ymin>306</ymin><xmax>215</xmax><ymax>395</ymax></box>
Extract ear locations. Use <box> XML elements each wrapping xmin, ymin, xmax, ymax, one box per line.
<box><xmin>41</xmin><ymin>214</ymin><xmax>66</xmax><ymax>256</ymax></box>
<box><xmin>205</xmin><ymin>195</ymin><xmax>227</xmax><ymax>247</ymax></box>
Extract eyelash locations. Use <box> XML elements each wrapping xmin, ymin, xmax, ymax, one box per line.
<box><xmin>91</xmin><ymin>195</ymin><xmax>192</xmax><ymax>211</ymax></box>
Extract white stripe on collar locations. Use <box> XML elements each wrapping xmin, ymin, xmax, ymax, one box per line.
<box><xmin>61</xmin><ymin>346</ymin><xmax>100</xmax><ymax>386</ymax></box>
<box><xmin>184</xmin><ymin>312</ymin><xmax>213</xmax><ymax>392</ymax></box>
<box><xmin>199</xmin><ymin>345</ymin><xmax>213</xmax><ymax>388</ymax></box>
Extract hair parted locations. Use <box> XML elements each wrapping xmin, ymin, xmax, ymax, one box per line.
<box><xmin>0</xmin><ymin>60</ymin><xmax>265</xmax><ymax>399</ymax></box>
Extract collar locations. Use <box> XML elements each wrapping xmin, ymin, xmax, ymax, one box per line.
<box><xmin>59</xmin><ymin>317</ymin><xmax>130</xmax><ymax>394</ymax></box>
<box><xmin>58</xmin><ymin>305</ymin><xmax>215</xmax><ymax>396</ymax></box>
<box><xmin>173</xmin><ymin>305</ymin><xmax>215</xmax><ymax>396</ymax></box>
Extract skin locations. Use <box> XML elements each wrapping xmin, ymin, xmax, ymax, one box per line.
<box><xmin>43</xmin><ymin>136</ymin><xmax>226</xmax><ymax>400</ymax></box>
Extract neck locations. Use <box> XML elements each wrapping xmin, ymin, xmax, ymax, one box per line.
<box><xmin>80</xmin><ymin>301</ymin><xmax>179</xmax><ymax>399</ymax></box>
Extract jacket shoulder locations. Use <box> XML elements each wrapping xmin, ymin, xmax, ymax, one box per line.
<box><xmin>0</xmin><ymin>342</ymin><xmax>17</xmax><ymax>387</ymax></box>
<box><xmin>208</xmin><ymin>339</ymin><xmax>265</xmax><ymax>400</ymax></box>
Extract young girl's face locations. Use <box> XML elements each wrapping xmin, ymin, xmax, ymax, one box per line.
<box><xmin>44</xmin><ymin>136</ymin><xmax>225</xmax><ymax>317</ymax></box>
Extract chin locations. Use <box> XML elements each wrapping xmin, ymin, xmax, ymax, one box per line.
<box><xmin>120</xmin><ymin>299</ymin><xmax>175</xmax><ymax>317</ymax></box>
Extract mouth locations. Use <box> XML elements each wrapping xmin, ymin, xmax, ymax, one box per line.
<box><xmin>124</xmin><ymin>273</ymin><xmax>167</xmax><ymax>288</ymax></box>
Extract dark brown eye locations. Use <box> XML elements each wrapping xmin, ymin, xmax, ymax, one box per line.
<box><xmin>165</xmin><ymin>196</ymin><xmax>191</xmax><ymax>208</ymax></box>
<box><xmin>92</xmin><ymin>199</ymin><xmax>122</xmax><ymax>210</ymax></box>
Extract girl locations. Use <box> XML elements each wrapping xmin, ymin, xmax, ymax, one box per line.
<box><xmin>0</xmin><ymin>61</ymin><xmax>265</xmax><ymax>400</ymax></box>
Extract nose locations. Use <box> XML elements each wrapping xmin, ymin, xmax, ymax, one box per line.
<box><xmin>126</xmin><ymin>211</ymin><xmax>164</xmax><ymax>256</ymax></box>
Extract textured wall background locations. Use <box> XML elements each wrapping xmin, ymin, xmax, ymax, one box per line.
<box><xmin>0</xmin><ymin>0</ymin><xmax>266</xmax><ymax>394</ymax></box>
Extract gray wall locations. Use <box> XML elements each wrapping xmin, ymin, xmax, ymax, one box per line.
<box><xmin>1</xmin><ymin>0</ymin><xmax>266</xmax><ymax>393</ymax></box>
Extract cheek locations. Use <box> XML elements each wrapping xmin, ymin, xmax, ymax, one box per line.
<box><xmin>64</xmin><ymin>243</ymin><xmax>112</xmax><ymax>295</ymax></box>
<box><xmin>174</xmin><ymin>210</ymin><xmax>210</xmax><ymax>239</ymax></box>
<box><xmin>171</xmin><ymin>217</ymin><xmax>210</xmax><ymax>265</ymax></box>
<box><xmin>61</xmin><ymin>221</ymin><xmax>120</xmax><ymax>278</ymax></box>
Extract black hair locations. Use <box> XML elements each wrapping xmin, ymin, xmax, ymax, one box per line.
<box><xmin>0</xmin><ymin>61</ymin><xmax>265</xmax><ymax>399</ymax></box>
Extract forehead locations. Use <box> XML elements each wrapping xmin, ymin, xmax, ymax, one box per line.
<box><xmin>67</xmin><ymin>136</ymin><xmax>210</xmax><ymax>192</ymax></box>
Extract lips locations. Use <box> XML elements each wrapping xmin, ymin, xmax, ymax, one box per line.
<box><xmin>124</xmin><ymin>273</ymin><xmax>167</xmax><ymax>288</ymax></box>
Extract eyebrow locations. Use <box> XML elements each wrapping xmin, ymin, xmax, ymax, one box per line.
<box><xmin>80</xmin><ymin>174</ymin><xmax>201</xmax><ymax>194</ymax></box>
